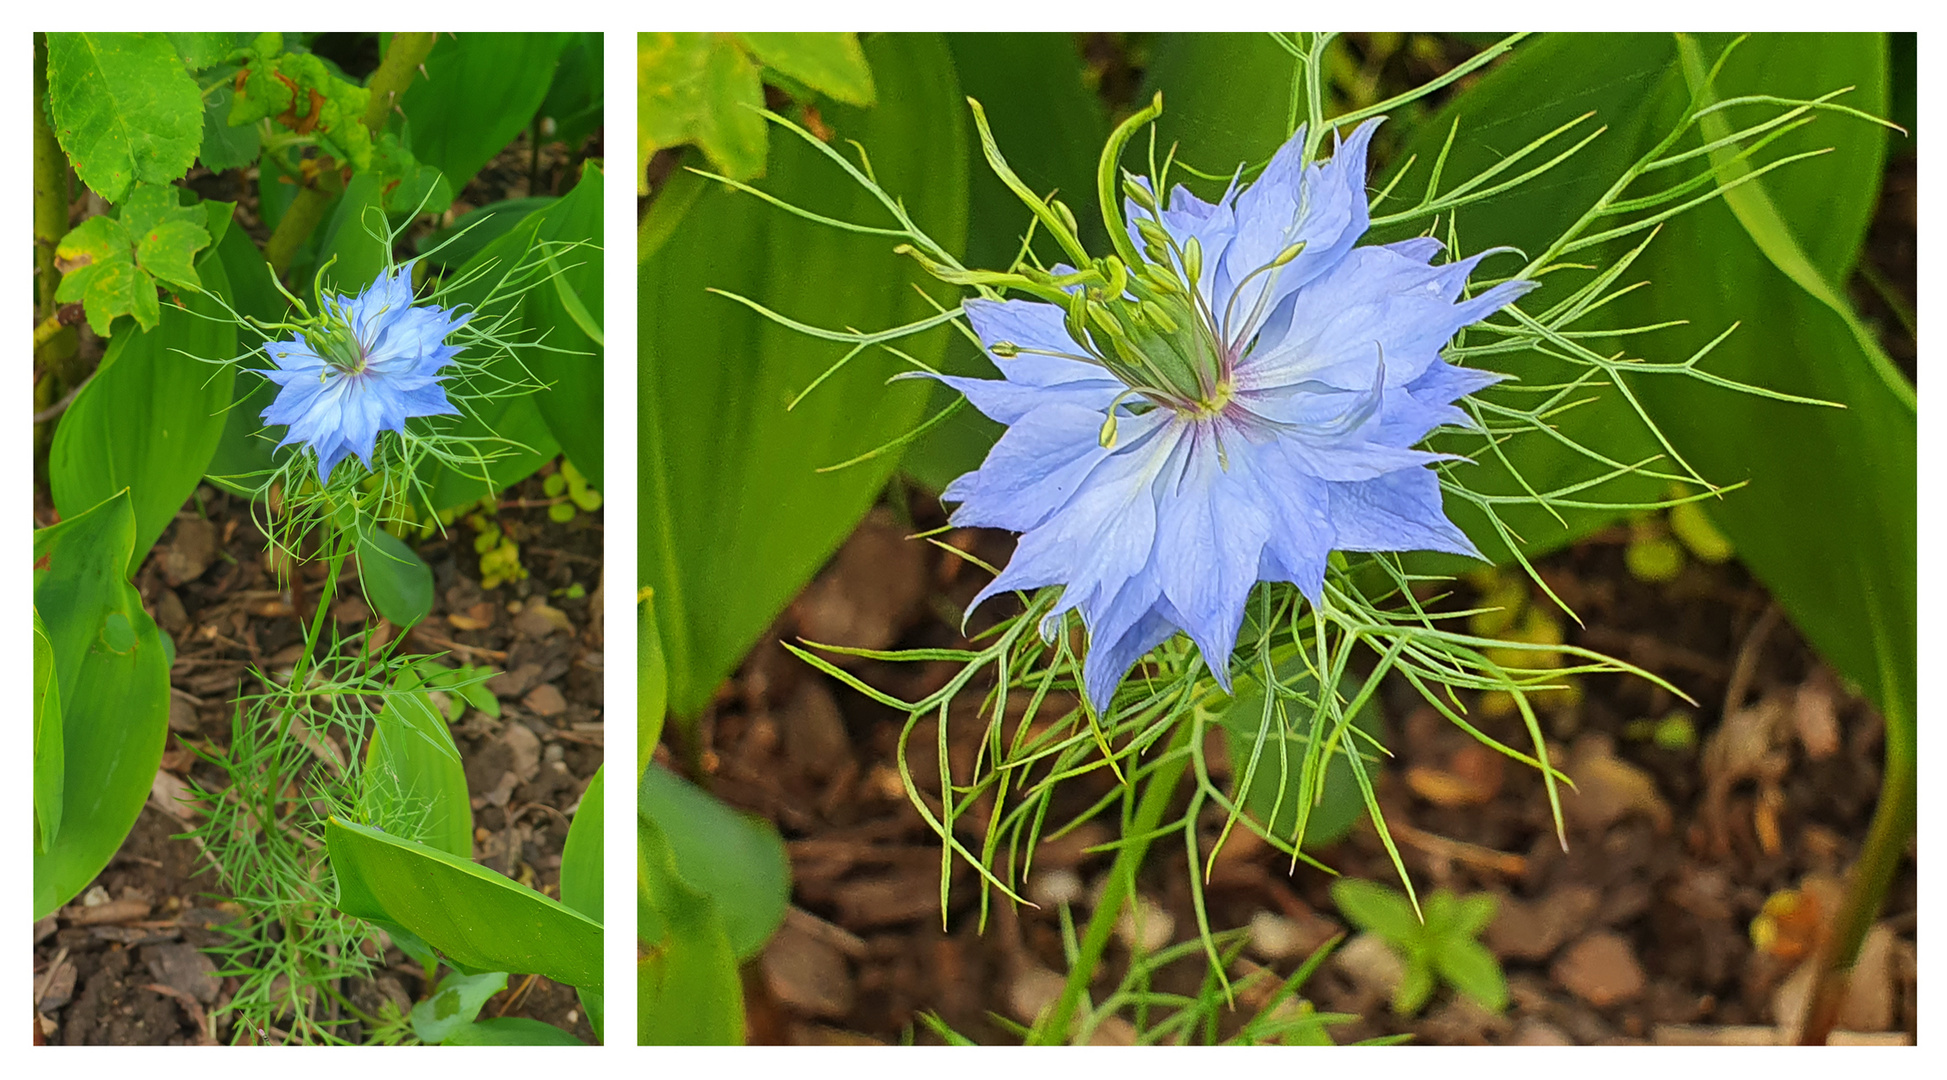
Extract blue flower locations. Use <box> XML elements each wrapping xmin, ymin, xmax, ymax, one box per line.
<box><xmin>936</xmin><ymin>119</ymin><xmax>1536</xmax><ymax>709</ymax></box>
<box><xmin>261</xmin><ymin>263</ymin><xmax>468</xmax><ymax>481</ymax></box>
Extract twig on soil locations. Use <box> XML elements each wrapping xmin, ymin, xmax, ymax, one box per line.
<box><xmin>33</xmin><ymin>947</ymin><xmax>70</xmax><ymax>1010</ymax></box>
<box><xmin>1390</xmin><ymin>821</ymin><xmax>1529</xmax><ymax>877</ymax></box>
<box><xmin>408</xmin><ymin>626</ymin><xmax>508</xmax><ymax>661</ymax></box>
<box><xmin>142</xmin><ymin>982</ymin><xmax>219</xmax><ymax>1045</ymax></box>
<box><xmin>1723</xmin><ymin>602</ymin><xmax>1782</xmax><ymax>718</ymax></box>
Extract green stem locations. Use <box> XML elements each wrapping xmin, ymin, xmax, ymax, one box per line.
<box><xmin>32</xmin><ymin>32</ymin><xmax>69</xmax><ymax>325</ymax></box>
<box><xmin>264</xmin><ymin>155</ymin><xmax>345</xmax><ymax>277</ymax></box>
<box><xmin>363</xmin><ymin>32</ymin><xmax>436</xmax><ymax>133</ymax></box>
<box><xmin>1799</xmin><ymin>698</ymin><xmax>1915</xmax><ymax>1044</ymax></box>
<box><xmin>265</xmin><ymin>32</ymin><xmax>436</xmax><ymax>278</ymax></box>
<box><xmin>1029</xmin><ymin>722</ymin><xmax>1192</xmax><ymax>1045</ymax></box>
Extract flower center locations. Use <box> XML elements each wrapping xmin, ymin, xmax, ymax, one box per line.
<box><xmin>306</xmin><ymin>301</ymin><xmax>370</xmax><ymax>378</ymax></box>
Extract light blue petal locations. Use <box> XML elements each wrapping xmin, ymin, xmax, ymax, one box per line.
<box><xmin>963</xmin><ymin>298</ymin><xmax>1107</xmax><ymax>386</ymax></box>
<box><xmin>967</xmin><ymin>419</ymin><xmax>1181</xmax><ymax>621</ymax></box>
<box><xmin>1218</xmin><ymin>119</ymin><xmax>1379</xmax><ymax>346</ymax></box>
<box><xmin>1151</xmin><ymin>428</ymin><xmax>1271</xmax><ymax>689</ymax></box>
<box><xmin>1240</xmin><ymin>246</ymin><xmax>1532</xmax><ymax>393</ymax></box>
<box><xmin>1327</xmin><ymin>468</ymin><xmax>1482</xmax><ymax>559</ymax></box>
<box><xmin>927</xmin><ymin>371</ymin><xmax>1122</xmax><ymax>427</ymax></box>
<box><xmin>266</xmin><ymin>338</ymin><xmax>326</xmax><ymax>373</ymax></box>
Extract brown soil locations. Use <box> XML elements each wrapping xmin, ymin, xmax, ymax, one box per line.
<box><xmin>673</xmin><ymin>495</ymin><xmax>1913</xmax><ymax>1047</ymax></box>
<box><xmin>32</xmin><ymin>468</ymin><xmax>604</xmax><ymax>1046</ymax></box>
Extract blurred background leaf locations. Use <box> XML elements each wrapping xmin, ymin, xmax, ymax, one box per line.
<box><xmin>641</xmin><ymin>32</ymin><xmax>967</xmax><ymax>721</ymax></box>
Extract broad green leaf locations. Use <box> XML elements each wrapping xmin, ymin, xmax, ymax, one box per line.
<box><xmin>638</xmin><ymin>32</ymin><xmax>766</xmax><ymax>188</ymax></box>
<box><xmin>327</xmin><ymin>817</ymin><xmax>603</xmax><ymax>991</ymax></box>
<box><xmin>1215</xmin><ymin>663</ymin><xmax>1383</xmax><ymax>848</ymax></box>
<box><xmin>198</xmin><ymin>82</ymin><xmax>261</xmax><ymax>173</ymax></box>
<box><xmin>559</xmin><ymin>765</ymin><xmax>604</xmax><ymax>1041</ymax></box>
<box><xmin>363</xmin><ymin>668</ymin><xmax>471</xmax><ymax>858</ymax></box>
<box><xmin>638</xmin><ymin>764</ymin><xmax>788</xmax><ymax>960</ymax></box>
<box><xmin>1145</xmin><ymin>34</ymin><xmax>1307</xmax><ymax>192</ymax></box>
<box><xmin>560</xmin><ymin>766</ymin><xmax>604</xmax><ymax>924</ymax></box>
<box><xmin>418</xmin><ymin>197</ymin><xmax>557</xmax><ymax>269</ymax></box>
<box><xmin>32</xmin><ymin>491</ymin><xmax>171</xmax><ymax>918</ymax></box>
<box><xmin>204</xmin><ymin>223</ymin><xmax>291</xmax><ymax>494</ymax></box>
<box><xmin>738</xmin><ymin>34</ymin><xmax>876</xmax><ymax>106</ymax></box>
<box><xmin>415</xmin><ymin>200</ymin><xmax>565</xmax><ymax>511</ymax></box>
<box><xmin>50</xmin><ymin>249</ymin><xmax>237</xmax><ymax>573</ymax></box>
<box><xmin>1619</xmin><ymin>35</ymin><xmax>1911</xmax><ymax>726</ymax></box>
<box><xmin>54</xmin><ymin>183</ymin><xmax>211</xmax><ymax>335</ymax></box>
<box><xmin>46</xmin><ymin>33</ymin><xmax>204</xmax><ymax>203</ymax></box>
<box><xmin>539</xmin><ymin>32</ymin><xmax>605</xmax><ymax>150</ymax></box>
<box><xmin>522</xmin><ymin>162</ymin><xmax>605</xmax><ymax>488</ymax></box>
<box><xmin>313</xmin><ymin>173</ymin><xmax>391</xmax><ymax>293</ymax></box>
<box><xmin>372</xmin><ymin>132</ymin><xmax>454</xmax><ymax>218</ymax></box>
<box><xmin>640</xmin><ymin>591</ymin><xmax>666</xmax><ymax>779</ymax></box>
<box><xmin>410</xmin><ymin>970</ymin><xmax>506</xmax><ymax>1044</ymax></box>
<box><xmin>355</xmin><ymin>527</ymin><xmax>434</xmax><ymax>629</ymax></box>
<box><xmin>444</xmin><ymin>1017</ymin><xmax>586</xmax><ymax>1046</ymax></box>
<box><xmin>397</xmin><ymin>33</ymin><xmax>566</xmax><ymax>195</ymax></box>
<box><xmin>639</xmin><ymin>812</ymin><xmax>744</xmax><ymax>1045</ymax></box>
<box><xmin>904</xmin><ymin>33</ymin><xmax>1111</xmax><ymax>491</ymax></box>
<box><xmin>642</xmin><ymin>32</ymin><xmax>968</xmax><ymax>719</ymax></box>
<box><xmin>33</xmin><ymin>611</ymin><xmax>65</xmax><ymax>856</ymax></box>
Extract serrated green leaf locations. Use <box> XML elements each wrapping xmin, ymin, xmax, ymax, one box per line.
<box><xmin>199</xmin><ymin>81</ymin><xmax>262</xmax><ymax>172</ymax></box>
<box><xmin>169</xmin><ymin>32</ymin><xmax>240</xmax><ymax>72</ymax></box>
<box><xmin>638</xmin><ymin>32</ymin><xmax>766</xmax><ymax>188</ymax></box>
<box><xmin>46</xmin><ymin>33</ymin><xmax>204</xmax><ymax>203</ymax></box>
<box><xmin>50</xmin><ymin>249</ymin><xmax>235</xmax><ymax>572</ymax></box>
<box><xmin>738</xmin><ymin>34</ymin><xmax>876</xmax><ymax>106</ymax></box>
<box><xmin>371</xmin><ymin>132</ymin><xmax>452</xmax><ymax>217</ymax></box>
<box><xmin>232</xmin><ymin>43</ymin><xmax>372</xmax><ymax>170</ymax></box>
<box><xmin>53</xmin><ymin>215</ymin><xmax>143</xmax><ymax>335</ymax></box>
<box><xmin>53</xmin><ymin>182</ymin><xmax>209</xmax><ymax>334</ymax></box>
